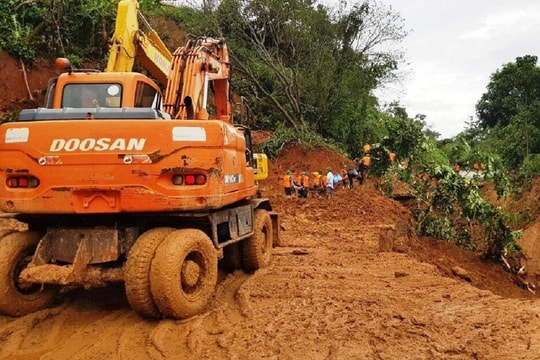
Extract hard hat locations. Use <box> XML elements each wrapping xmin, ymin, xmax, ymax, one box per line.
<box><xmin>286</xmin><ymin>170</ymin><xmax>291</xmax><ymax>175</ymax></box>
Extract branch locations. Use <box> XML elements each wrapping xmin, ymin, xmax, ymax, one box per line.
<box><xmin>19</xmin><ymin>60</ymin><xmax>34</xmax><ymax>101</ymax></box>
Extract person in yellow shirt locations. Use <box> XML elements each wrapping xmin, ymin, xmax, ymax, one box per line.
<box><xmin>358</xmin><ymin>153</ymin><xmax>372</xmax><ymax>184</ymax></box>
<box><xmin>362</xmin><ymin>143</ymin><xmax>371</xmax><ymax>154</ymax></box>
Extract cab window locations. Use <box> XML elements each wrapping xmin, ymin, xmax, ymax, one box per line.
<box><xmin>62</xmin><ymin>83</ymin><xmax>122</xmax><ymax>108</ymax></box>
<box><xmin>135</xmin><ymin>82</ymin><xmax>161</xmax><ymax>108</ymax></box>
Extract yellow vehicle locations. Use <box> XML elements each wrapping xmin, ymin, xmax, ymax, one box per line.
<box><xmin>0</xmin><ymin>0</ymin><xmax>278</xmax><ymax>319</ymax></box>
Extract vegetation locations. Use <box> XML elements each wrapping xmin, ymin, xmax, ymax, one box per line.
<box><xmin>0</xmin><ymin>0</ymin><xmax>538</xmax><ymax>260</ymax></box>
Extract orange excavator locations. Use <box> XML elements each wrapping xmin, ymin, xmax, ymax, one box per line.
<box><xmin>0</xmin><ymin>0</ymin><xmax>278</xmax><ymax>319</ymax></box>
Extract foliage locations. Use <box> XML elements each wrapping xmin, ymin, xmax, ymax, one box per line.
<box><xmin>517</xmin><ymin>154</ymin><xmax>540</xmax><ymax>185</ymax></box>
<box><xmin>409</xmin><ymin>164</ymin><xmax>519</xmax><ymax>259</ymax></box>
<box><xmin>173</xmin><ymin>0</ymin><xmax>407</xmax><ymax>156</ymax></box>
<box><xmin>475</xmin><ymin>55</ymin><xmax>540</xmax><ymax>169</ymax></box>
<box><xmin>0</xmin><ymin>1</ymin><xmax>173</xmax><ymax>64</ymax></box>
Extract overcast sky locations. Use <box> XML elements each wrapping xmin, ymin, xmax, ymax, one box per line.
<box><xmin>374</xmin><ymin>0</ymin><xmax>540</xmax><ymax>138</ymax></box>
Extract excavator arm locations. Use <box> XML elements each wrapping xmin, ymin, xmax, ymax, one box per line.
<box><xmin>164</xmin><ymin>37</ymin><xmax>232</xmax><ymax>122</ymax></box>
<box><xmin>106</xmin><ymin>0</ymin><xmax>172</xmax><ymax>87</ymax></box>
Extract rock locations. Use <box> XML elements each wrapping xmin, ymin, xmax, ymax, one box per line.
<box><xmin>452</xmin><ymin>266</ymin><xmax>472</xmax><ymax>282</ymax></box>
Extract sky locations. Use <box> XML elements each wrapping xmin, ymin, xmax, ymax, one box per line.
<box><xmin>372</xmin><ymin>0</ymin><xmax>540</xmax><ymax>138</ymax></box>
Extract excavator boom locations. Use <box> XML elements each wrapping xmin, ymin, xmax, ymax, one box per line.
<box><xmin>106</xmin><ymin>0</ymin><xmax>172</xmax><ymax>86</ymax></box>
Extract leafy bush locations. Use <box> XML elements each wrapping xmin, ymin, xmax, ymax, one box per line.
<box><xmin>409</xmin><ymin>164</ymin><xmax>521</xmax><ymax>260</ymax></box>
<box><xmin>518</xmin><ymin>153</ymin><xmax>540</xmax><ymax>185</ymax></box>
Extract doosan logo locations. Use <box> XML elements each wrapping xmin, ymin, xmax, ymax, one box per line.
<box><xmin>49</xmin><ymin>138</ymin><xmax>146</xmax><ymax>152</ymax></box>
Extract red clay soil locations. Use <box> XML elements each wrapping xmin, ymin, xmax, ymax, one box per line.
<box><xmin>0</xmin><ymin>52</ymin><xmax>540</xmax><ymax>359</ymax></box>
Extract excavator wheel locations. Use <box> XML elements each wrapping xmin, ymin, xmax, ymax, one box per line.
<box><xmin>0</xmin><ymin>231</ymin><xmax>58</xmax><ymax>316</ymax></box>
<box><xmin>149</xmin><ymin>229</ymin><xmax>218</xmax><ymax>319</ymax></box>
<box><xmin>242</xmin><ymin>209</ymin><xmax>273</xmax><ymax>271</ymax></box>
<box><xmin>221</xmin><ymin>242</ymin><xmax>243</xmax><ymax>272</ymax></box>
<box><xmin>124</xmin><ymin>227</ymin><xmax>175</xmax><ymax>318</ymax></box>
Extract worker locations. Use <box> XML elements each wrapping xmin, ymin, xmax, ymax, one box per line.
<box><xmin>389</xmin><ymin>151</ymin><xmax>396</xmax><ymax>163</ymax></box>
<box><xmin>81</xmin><ymin>87</ymin><xmax>99</xmax><ymax>108</ymax></box>
<box><xmin>358</xmin><ymin>153</ymin><xmax>371</xmax><ymax>184</ymax></box>
<box><xmin>311</xmin><ymin>171</ymin><xmax>322</xmax><ymax>193</ymax></box>
<box><xmin>292</xmin><ymin>174</ymin><xmax>303</xmax><ymax>197</ymax></box>
<box><xmin>347</xmin><ymin>166</ymin><xmax>358</xmax><ymax>189</ymax></box>
<box><xmin>362</xmin><ymin>143</ymin><xmax>371</xmax><ymax>154</ymax></box>
<box><xmin>299</xmin><ymin>171</ymin><xmax>310</xmax><ymax>198</ymax></box>
<box><xmin>340</xmin><ymin>165</ymin><xmax>349</xmax><ymax>189</ymax></box>
<box><xmin>283</xmin><ymin>170</ymin><xmax>293</xmax><ymax>197</ymax></box>
<box><xmin>325</xmin><ymin>167</ymin><xmax>335</xmax><ymax>199</ymax></box>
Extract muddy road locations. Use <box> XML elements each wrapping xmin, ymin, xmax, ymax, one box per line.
<box><xmin>0</xmin><ymin>182</ymin><xmax>539</xmax><ymax>359</ymax></box>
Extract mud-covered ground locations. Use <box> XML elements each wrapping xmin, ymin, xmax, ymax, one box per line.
<box><xmin>1</xmin><ymin>162</ymin><xmax>539</xmax><ymax>359</ymax></box>
<box><xmin>1</xmin><ymin>52</ymin><xmax>539</xmax><ymax>359</ymax></box>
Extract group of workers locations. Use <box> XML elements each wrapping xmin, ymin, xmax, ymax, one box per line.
<box><xmin>282</xmin><ymin>167</ymin><xmax>355</xmax><ymax>199</ymax></box>
<box><xmin>282</xmin><ymin>144</ymin><xmax>397</xmax><ymax>199</ymax></box>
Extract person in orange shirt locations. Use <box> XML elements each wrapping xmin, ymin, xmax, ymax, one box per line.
<box><xmin>340</xmin><ymin>165</ymin><xmax>349</xmax><ymax>189</ymax></box>
<box><xmin>299</xmin><ymin>171</ymin><xmax>310</xmax><ymax>198</ymax></box>
<box><xmin>283</xmin><ymin>170</ymin><xmax>293</xmax><ymax>196</ymax></box>
<box><xmin>311</xmin><ymin>171</ymin><xmax>322</xmax><ymax>195</ymax></box>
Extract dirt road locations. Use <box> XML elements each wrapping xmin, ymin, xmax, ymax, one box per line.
<box><xmin>1</xmin><ymin>182</ymin><xmax>539</xmax><ymax>359</ymax></box>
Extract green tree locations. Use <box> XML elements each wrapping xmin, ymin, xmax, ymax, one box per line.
<box><xmin>175</xmin><ymin>0</ymin><xmax>406</xmax><ymax>155</ymax></box>
<box><xmin>475</xmin><ymin>55</ymin><xmax>540</xmax><ymax>168</ymax></box>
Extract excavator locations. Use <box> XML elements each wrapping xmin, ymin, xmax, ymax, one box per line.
<box><xmin>0</xmin><ymin>0</ymin><xmax>278</xmax><ymax>319</ymax></box>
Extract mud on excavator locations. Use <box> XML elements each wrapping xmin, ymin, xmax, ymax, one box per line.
<box><xmin>0</xmin><ymin>0</ymin><xmax>278</xmax><ymax>319</ymax></box>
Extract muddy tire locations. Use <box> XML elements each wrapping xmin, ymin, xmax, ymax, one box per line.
<box><xmin>149</xmin><ymin>229</ymin><xmax>218</xmax><ymax>319</ymax></box>
<box><xmin>243</xmin><ymin>209</ymin><xmax>273</xmax><ymax>271</ymax></box>
<box><xmin>124</xmin><ymin>227</ymin><xmax>175</xmax><ymax>318</ymax></box>
<box><xmin>0</xmin><ymin>230</ymin><xmax>16</xmax><ymax>241</ymax></box>
<box><xmin>0</xmin><ymin>231</ymin><xmax>58</xmax><ymax>316</ymax></box>
<box><xmin>221</xmin><ymin>242</ymin><xmax>243</xmax><ymax>272</ymax></box>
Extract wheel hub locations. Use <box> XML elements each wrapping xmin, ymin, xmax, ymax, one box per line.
<box><xmin>181</xmin><ymin>260</ymin><xmax>200</xmax><ymax>287</ymax></box>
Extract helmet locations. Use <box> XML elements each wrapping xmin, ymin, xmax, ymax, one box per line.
<box><xmin>286</xmin><ymin>170</ymin><xmax>291</xmax><ymax>175</ymax></box>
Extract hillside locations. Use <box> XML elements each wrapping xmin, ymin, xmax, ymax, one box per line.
<box><xmin>0</xmin><ymin>52</ymin><xmax>539</xmax><ymax>359</ymax></box>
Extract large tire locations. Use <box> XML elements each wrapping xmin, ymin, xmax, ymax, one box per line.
<box><xmin>0</xmin><ymin>230</ymin><xmax>16</xmax><ymax>241</ymax></box>
<box><xmin>124</xmin><ymin>227</ymin><xmax>175</xmax><ymax>318</ymax></box>
<box><xmin>149</xmin><ymin>229</ymin><xmax>218</xmax><ymax>319</ymax></box>
<box><xmin>243</xmin><ymin>209</ymin><xmax>273</xmax><ymax>271</ymax></box>
<box><xmin>0</xmin><ymin>231</ymin><xmax>58</xmax><ymax>316</ymax></box>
